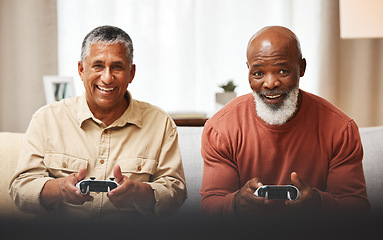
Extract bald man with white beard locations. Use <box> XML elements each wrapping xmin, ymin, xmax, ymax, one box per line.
<box><xmin>200</xmin><ymin>26</ymin><xmax>370</xmax><ymax>217</ymax></box>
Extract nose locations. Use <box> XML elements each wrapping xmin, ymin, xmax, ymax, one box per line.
<box><xmin>100</xmin><ymin>67</ymin><xmax>113</xmax><ymax>85</ymax></box>
<box><xmin>263</xmin><ymin>74</ymin><xmax>281</xmax><ymax>90</ymax></box>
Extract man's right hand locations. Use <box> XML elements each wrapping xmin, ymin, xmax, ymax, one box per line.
<box><xmin>234</xmin><ymin>178</ymin><xmax>268</xmax><ymax>216</ymax></box>
<box><xmin>40</xmin><ymin>167</ymin><xmax>93</xmax><ymax>209</ymax></box>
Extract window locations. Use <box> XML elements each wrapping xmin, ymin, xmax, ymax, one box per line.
<box><xmin>57</xmin><ymin>0</ymin><xmax>321</xmax><ymax>117</ymax></box>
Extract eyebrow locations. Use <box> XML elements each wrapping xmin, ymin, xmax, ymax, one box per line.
<box><xmin>251</xmin><ymin>62</ymin><xmax>287</xmax><ymax>68</ymax></box>
<box><xmin>91</xmin><ymin>60</ymin><xmax>125</xmax><ymax>66</ymax></box>
<box><xmin>92</xmin><ymin>60</ymin><xmax>104</xmax><ymax>65</ymax></box>
<box><xmin>273</xmin><ymin>62</ymin><xmax>288</xmax><ymax>67</ymax></box>
<box><xmin>252</xmin><ymin>64</ymin><xmax>263</xmax><ymax>68</ymax></box>
<box><xmin>113</xmin><ymin>61</ymin><xmax>125</xmax><ymax>65</ymax></box>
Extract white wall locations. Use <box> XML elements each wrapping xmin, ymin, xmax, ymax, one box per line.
<box><xmin>58</xmin><ymin>0</ymin><xmax>321</xmax><ymax>117</ymax></box>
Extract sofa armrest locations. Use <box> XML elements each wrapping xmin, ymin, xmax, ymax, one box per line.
<box><xmin>0</xmin><ymin>132</ymin><xmax>35</xmax><ymax>220</ymax></box>
<box><xmin>360</xmin><ymin>126</ymin><xmax>383</xmax><ymax>213</ymax></box>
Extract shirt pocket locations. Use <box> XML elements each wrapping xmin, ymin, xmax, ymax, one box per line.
<box><xmin>43</xmin><ymin>153</ymin><xmax>89</xmax><ymax>178</ymax></box>
<box><xmin>117</xmin><ymin>158</ymin><xmax>158</xmax><ymax>182</ymax></box>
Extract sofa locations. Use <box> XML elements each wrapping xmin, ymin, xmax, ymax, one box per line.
<box><xmin>1</xmin><ymin>126</ymin><xmax>383</xmax><ymax>220</ymax></box>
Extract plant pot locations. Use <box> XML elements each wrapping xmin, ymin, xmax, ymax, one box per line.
<box><xmin>215</xmin><ymin>92</ymin><xmax>237</xmax><ymax>110</ymax></box>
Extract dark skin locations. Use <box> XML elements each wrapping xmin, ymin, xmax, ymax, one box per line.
<box><xmin>235</xmin><ymin>26</ymin><xmax>321</xmax><ymax>216</ymax></box>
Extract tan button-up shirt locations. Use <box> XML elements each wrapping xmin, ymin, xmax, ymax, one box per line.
<box><xmin>9</xmin><ymin>92</ymin><xmax>186</xmax><ymax>219</ymax></box>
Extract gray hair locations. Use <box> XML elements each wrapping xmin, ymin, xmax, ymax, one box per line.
<box><xmin>81</xmin><ymin>25</ymin><xmax>134</xmax><ymax>63</ymax></box>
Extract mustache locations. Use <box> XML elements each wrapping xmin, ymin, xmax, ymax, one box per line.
<box><xmin>257</xmin><ymin>90</ymin><xmax>290</xmax><ymax>97</ymax></box>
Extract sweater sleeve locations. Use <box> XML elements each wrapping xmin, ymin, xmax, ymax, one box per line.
<box><xmin>200</xmin><ymin>122</ymin><xmax>239</xmax><ymax>217</ymax></box>
<box><xmin>319</xmin><ymin>120</ymin><xmax>370</xmax><ymax>213</ymax></box>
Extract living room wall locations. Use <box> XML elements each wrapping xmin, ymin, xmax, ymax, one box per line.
<box><xmin>0</xmin><ymin>0</ymin><xmax>57</xmax><ymax>132</ymax></box>
<box><xmin>1</xmin><ymin>0</ymin><xmax>383</xmax><ymax>132</ymax></box>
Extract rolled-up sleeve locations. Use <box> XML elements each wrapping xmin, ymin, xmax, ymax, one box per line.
<box><xmin>9</xmin><ymin>111</ymin><xmax>53</xmax><ymax>214</ymax></box>
<box><xmin>147</xmin><ymin>125</ymin><xmax>187</xmax><ymax>216</ymax></box>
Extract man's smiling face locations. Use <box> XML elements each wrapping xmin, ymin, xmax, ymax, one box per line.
<box><xmin>246</xmin><ymin>27</ymin><xmax>306</xmax><ymax>124</ymax></box>
<box><xmin>78</xmin><ymin>42</ymin><xmax>135</xmax><ymax>116</ymax></box>
<box><xmin>247</xmin><ymin>32</ymin><xmax>304</xmax><ymax>109</ymax></box>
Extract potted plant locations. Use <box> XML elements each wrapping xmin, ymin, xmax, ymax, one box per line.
<box><xmin>219</xmin><ymin>80</ymin><xmax>237</xmax><ymax>92</ymax></box>
<box><xmin>216</xmin><ymin>80</ymin><xmax>237</xmax><ymax>109</ymax></box>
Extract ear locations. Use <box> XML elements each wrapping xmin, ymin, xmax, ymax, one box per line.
<box><xmin>299</xmin><ymin>58</ymin><xmax>306</xmax><ymax>77</ymax></box>
<box><xmin>246</xmin><ymin>61</ymin><xmax>249</xmax><ymax>69</ymax></box>
<box><xmin>129</xmin><ymin>64</ymin><xmax>136</xmax><ymax>84</ymax></box>
<box><xmin>78</xmin><ymin>61</ymin><xmax>84</xmax><ymax>81</ymax></box>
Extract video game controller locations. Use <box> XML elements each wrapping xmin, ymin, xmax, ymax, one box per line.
<box><xmin>76</xmin><ymin>177</ymin><xmax>119</xmax><ymax>195</ymax></box>
<box><xmin>254</xmin><ymin>185</ymin><xmax>301</xmax><ymax>201</ymax></box>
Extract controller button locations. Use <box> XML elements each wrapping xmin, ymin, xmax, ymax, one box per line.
<box><xmin>90</xmin><ymin>177</ymin><xmax>96</xmax><ymax>180</ymax></box>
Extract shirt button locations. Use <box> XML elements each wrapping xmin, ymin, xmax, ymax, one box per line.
<box><xmin>100</xmin><ymin>159</ymin><xmax>105</xmax><ymax>164</ymax></box>
<box><xmin>62</xmin><ymin>162</ymin><xmax>67</xmax><ymax>168</ymax></box>
<box><xmin>137</xmin><ymin>165</ymin><xmax>142</xmax><ymax>171</ymax></box>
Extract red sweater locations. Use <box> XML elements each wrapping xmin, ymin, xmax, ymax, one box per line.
<box><xmin>200</xmin><ymin>90</ymin><xmax>369</xmax><ymax>216</ymax></box>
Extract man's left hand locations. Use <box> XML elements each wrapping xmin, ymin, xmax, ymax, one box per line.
<box><xmin>285</xmin><ymin>172</ymin><xmax>321</xmax><ymax>213</ymax></box>
<box><xmin>107</xmin><ymin>165</ymin><xmax>155</xmax><ymax>210</ymax></box>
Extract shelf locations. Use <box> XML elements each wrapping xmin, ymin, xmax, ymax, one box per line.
<box><xmin>172</xmin><ymin>118</ymin><xmax>208</xmax><ymax>127</ymax></box>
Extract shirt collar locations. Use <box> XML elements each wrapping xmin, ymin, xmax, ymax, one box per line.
<box><xmin>78</xmin><ymin>91</ymin><xmax>143</xmax><ymax>129</ymax></box>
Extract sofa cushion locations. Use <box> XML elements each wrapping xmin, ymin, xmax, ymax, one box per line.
<box><xmin>0</xmin><ymin>132</ymin><xmax>34</xmax><ymax>220</ymax></box>
<box><xmin>360</xmin><ymin>126</ymin><xmax>383</xmax><ymax>213</ymax></box>
<box><xmin>176</xmin><ymin>126</ymin><xmax>204</xmax><ymax>215</ymax></box>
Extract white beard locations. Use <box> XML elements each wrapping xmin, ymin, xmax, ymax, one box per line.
<box><xmin>253</xmin><ymin>88</ymin><xmax>299</xmax><ymax>125</ymax></box>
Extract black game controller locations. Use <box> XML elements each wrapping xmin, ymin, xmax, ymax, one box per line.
<box><xmin>254</xmin><ymin>185</ymin><xmax>301</xmax><ymax>201</ymax></box>
<box><xmin>76</xmin><ymin>177</ymin><xmax>119</xmax><ymax>195</ymax></box>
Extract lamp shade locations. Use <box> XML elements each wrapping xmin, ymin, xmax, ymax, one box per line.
<box><xmin>340</xmin><ymin>0</ymin><xmax>383</xmax><ymax>39</ymax></box>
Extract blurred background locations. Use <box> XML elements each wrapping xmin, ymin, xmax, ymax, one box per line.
<box><xmin>1</xmin><ymin>0</ymin><xmax>382</xmax><ymax>132</ymax></box>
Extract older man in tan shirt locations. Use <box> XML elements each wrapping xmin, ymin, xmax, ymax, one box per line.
<box><xmin>9</xmin><ymin>25</ymin><xmax>186</xmax><ymax>220</ymax></box>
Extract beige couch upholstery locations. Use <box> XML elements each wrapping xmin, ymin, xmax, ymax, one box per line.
<box><xmin>1</xmin><ymin>126</ymin><xmax>383</xmax><ymax>220</ymax></box>
<box><xmin>0</xmin><ymin>132</ymin><xmax>34</xmax><ymax>220</ymax></box>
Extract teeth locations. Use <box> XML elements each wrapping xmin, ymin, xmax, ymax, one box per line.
<box><xmin>97</xmin><ymin>86</ymin><xmax>115</xmax><ymax>92</ymax></box>
<box><xmin>265</xmin><ymin>94</ymin><xmax>281</xmax><ymax>99</ymax></box>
